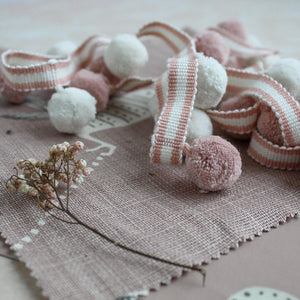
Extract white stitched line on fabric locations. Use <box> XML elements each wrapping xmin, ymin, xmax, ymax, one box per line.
<box><xmin>21</xmin><ymin>236</ymin><xmax>32</xmax><ymax>243</ymax></box>
<box><xmin>38</xmin><ymin>219</ymin><xmax>46</xmax><ymax>226</ymax></box>
<box><xmin>92</xmin><ymin>162</ymin><xmax>99</xmax><ymax>166</ymax></box>
<box><xmin>13</xmin><ymin>243</ymin><xmax>23</xmax><ymax>250</ymax></box>
<box><xmin>96</xmin><ymin>156</ymin><xmax>103</xmax><ymax>160</ymax></box>
<box><xmin>12</xmin><ymin>219</ymin><xmax>46</xmax><ymax>250</ymax></box>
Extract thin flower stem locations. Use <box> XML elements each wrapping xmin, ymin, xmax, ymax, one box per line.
<box><xmin>7</xmin><ymin>141</ymin><xmax>206</xmax><ymax>286</ymax></box>
<box><xmin>64</xmin><ymin>209</ymin><xmax>206</xmax><ymax>286</ymax></box>
<box><xmin>50</xmin><ymin>157</ymin><xmax>65</xmax><ymax>210</ymax></box>
<box><xmin>47</xmin><ymin>211</ymin><xmax>78</xmax><ymax>225</ymax></box>
<box><xmin>66</xmin><ymin>160</ymin><xmax>70</xmax><ymax>210</ymax></box>
<box><xmin>28</xmin><ymin>181</ymin><xmax>64</xmax><ymax>212</ymax></box>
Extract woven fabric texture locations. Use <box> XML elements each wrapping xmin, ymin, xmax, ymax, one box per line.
<box><xmin>1</xmin><ymin>35</ymin><xmax>300</xmax><ymax>300</ymax></box>
<box><xmin>0</xmin><ymin>110</ymin><xmax>299</xmax><ymax>299</ymax></box>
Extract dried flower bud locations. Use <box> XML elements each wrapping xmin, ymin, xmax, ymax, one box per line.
<box><xmin>6</xmin><ymin>181</ymin><xmax>17</xmax><ymax>192</ymax></box>
<box><xmin>23</xmin><ymin>169</ymin><xmax>32</xmax><ymax>178</ymax></box>
<box><xmin>28</xmin><ymin>187</ymin><xmax>39</xmax><ymax>197</ymax></box>
<box><xmin>78</xmin><ymin>159</ymin><xmax>87</xmax><ymax>169</ymax></box>
<box><xmin>18</xmin><ymin>183</ymin><xmax>30</xmax><ymax>194</ymax></box>
<box><xmin>62</xmin><ymin>141</ymin><xmax>70</xmax><ymax>148</ymax></box>
<box><xmin>17</xmin><ymin>160</ymin><xmax>26</xmax><ymax>169</ymax></box>
<box><xmin>60</xmin><ymin>174</ymin><xmax>68</xmax><ymax>183</ymax></box>
<box><xmin>57</xmin><ymin>143</ymin><xmax>68</xmax><ymax>153</ymax></box>
<box><xmin>74</xmin><ymin>141</ymin><xmax>84</xmax><ymax>151</ymax></box>
<box><xmin>49</xmin><ymin>145</ymin><xmax>58</xmax><ymax>154</ymax></box>
<box><xmin>73</xmin><ymin>173</ymin><xmax>84</xmax><ymax>185</ymax></box>
<box><xmin>27</xmin><ymin>158</ymin><xmax>39</xmax><ymax>166</ymax></box>
<box><xmin>83</xmin><ymin>167</ymin><xmax>92</xmax><ymax>176</ymax></box>
<box><xmin>7</xmin><ymin>140</ymin><xmax>90</xmax><ymax>210</ymax></box>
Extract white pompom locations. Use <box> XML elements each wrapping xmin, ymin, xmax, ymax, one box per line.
<box><xmin>261</xmin><ymin>55</ymin><xmax>280</xmax><ymax>69</ymax></box>
<box><xmin>186</xmin><ymin>109</ymin><xmax>213</xmax><ymax>144</ymax></box>
<box><xmin>194</xmin><ymin>53</ymin><xmax>228</xmax><ymax>110</ymax></box>
<box><xmin>47</xmin><ymin>40</ymin><xmax>77</xmax><ymax>57</ymax></box>
<box><xmin>151</xmin><ymin>58</ymin><xmax>227</xmax><ymax>112</ymax></box>
<box><xmin>148</xmin><ymin>94</ymin><xmax>160</xmax><ymax>121</ymax></box>
<box><xmin>104</xmin><ymin>34</ymin><xmax>148</xmax><ymax>78</ymax></box>
<box><xmin>265</xmin><ymin>58</ymin><xmax>300</xmax><ymax>101</ymax></box>
<box><xmin>47</xmin><ymin>87</ymin><xmax>96</xmax><ymax>134</ymax></box>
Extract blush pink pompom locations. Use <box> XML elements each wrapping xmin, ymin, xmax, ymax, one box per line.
<box><xmin>89</xmin><ymin>56</ymin><xmax>120</xmax><ymax>86</ymax></box>
<box><xmin>195</xmin><ymin>30</ymin><xmax>230</xmax><ymax>65</ymax></box>
<box><xmin>218</xmin><ymin>95</ymin><xmax>256</xmax><ymax>111</ymax></box>
<box><xmin>70</xmin><ymin>69</ymin><xmax>110</xmax><ymax>112</ymax></box>
<box><xmin>184</xmin><ymin>136</ymin><xmax>242</xmax><ymax>191</ymax></box>
<box><xmin>218</xmin><ymin>20</ymin><xmax>248</xmax><ymax>41</ymax></box>
<box><xmin>257</xmin><ymin>104</ymin><xmax>284</xmax><ymax>146</ymax></box>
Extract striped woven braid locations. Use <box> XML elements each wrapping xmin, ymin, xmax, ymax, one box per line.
<box><xmin>150</xmin><ymin>55</ymin><xmax>198</xmax><ymax>164</ymax></box>
<box><xmin>207</xmin><ymin>103</ymin><xmax>260</xmax><ymax>135</ymax></box>
<box><xmin>1</xmin><ymin>35</ymin><xmax>110</xmax><ymax>91</ymax></box>
<box><xmin>209</xmin><ymin>26</ymin><xmax>278</xmax><ymax>58</ymax></box>
<box><xmin>249</xmin><ymin>130</ymin><xmax>300</xmax><ymax>170</ymax></box>
<box><xmin>137</xmin><ymin>21</ymin><xmax>195</xmax><ymax>55</ymax></box>
<box><xmin>138</xmin><ymin>22</ymin><xmax>201</xmax><ymax>165</ymax></box>
<box><xmin>1</xmin><ymin>21</ymin><xmax>196</xmax><ymax>94</ymax></box>
<box><xmin>208</xmin><ymin>68</ymin><xmax>300</xmax><ymax>170</ymax></box>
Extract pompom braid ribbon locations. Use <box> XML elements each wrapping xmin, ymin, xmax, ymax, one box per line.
<box><xmin>0</xmin><ymin>21</ymin><xmax>197</xmax><ymax>95</ymax></box>
<box><xmin>1</xmin><ymin>21</ymin><xmax>299</xmax><ymax>170</ymax></box>
<box><xmin>207</xmin><ymin>69</ymin><xmax>300</xmax><ymax>170</ymax></box>
<box><xmin>148</xmin><ymin>23</ymin><xmax>300</xmax><ymax>170</ymax></box>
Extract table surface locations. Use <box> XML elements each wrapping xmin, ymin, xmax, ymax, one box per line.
<box><xmin>0</xmin><ymin>0</ymin><xmax>300</xmax><ymax>299</ymax></box>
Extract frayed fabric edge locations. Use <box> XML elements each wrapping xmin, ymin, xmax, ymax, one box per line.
<box><xmin>0</xmin><ymin>212</ymin><xmax>299</xmax><ymax>300</ymax></box>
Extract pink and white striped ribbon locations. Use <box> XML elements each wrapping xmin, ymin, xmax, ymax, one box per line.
<box><xmin>1</xmin><ymin>35</ymin><xmax>110</xmax><ymax>91</ymax></box>
<box><xmin>226</xmin><ymin>68</ymin><xmax>300</xmax><ymax>147</ymax></box>
<box><xmin>137</xmin><ymin>21</ymin><xmax>195</xmax><ymax>55</ymax></box>
<box><xmin>1</xmin><ymin>21</ymin><xmax>195</xmax><ymax>94</ymax></box>
<box><xmin>150</xmin><ymin>55</ymin><xmax>198</xmax><ymax>164</ymax></box>
<box><xmin>207</xmin><ymin>68</ymin><xmax>300</xmax><ymax>170</ymax></box>
<box><xmin>248</xmin><ymin>130</ymin><xmax>300</xmax><ymax>170</ymax></box>
<box><xmin>138</xmin><ymin>22</ymin><xmax>199</xmax><ymax>165</ymax></box>
<box><xmin>209</xmin><ymin>27</ymin><xmax>278</xmax><ymax>58</ymax></box>
<box><xmin>208</xmin><ymin>103</ymin><xmax>260</xmax><ymax>135</ymax></box>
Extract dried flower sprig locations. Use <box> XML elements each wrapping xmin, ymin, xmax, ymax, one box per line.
<box><xmin>6</xmin><ymin>141</ymin><xmax>206</xmax><ymax>285</ymax></box>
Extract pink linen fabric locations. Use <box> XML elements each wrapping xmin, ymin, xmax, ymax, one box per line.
<box><xmin>0</xmin><ymin>34</ymin><xmax>299</xmax><ymax>300</ymax></box>
<box><xmin>0</xmin><ymin>105</ymin><xmax>299</xmax><ymax>299</ymax></box>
